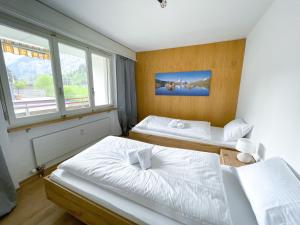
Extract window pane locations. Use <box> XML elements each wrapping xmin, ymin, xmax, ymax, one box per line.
<box><xmin>91</xmin><ymin>53</ymin><xmax>110</xmax><ymax>106</ymax></box>
<box><xmin>0</xmin><ymin>25</ymin><xmax>58</xmax><ymax>118</ymax></box>
<box><xmin>58</xmin><ymin>43</ymin><xmax>90</xmax><ymax>110</ymax></box>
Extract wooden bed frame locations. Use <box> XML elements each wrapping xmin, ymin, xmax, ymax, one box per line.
<box><xmin>44</xmin><ymin>133</ymin><xmax>234</xmax><ymax>225</ymax></box>
<box><xmin>44</xmin><ymin>176</ymin><xmax>137</xmax><ymax>225</ymax></box>
<box><xmin>128</xmin><ymin>130</ymin><xmax>234</xmax><ymax>154</ymax></box>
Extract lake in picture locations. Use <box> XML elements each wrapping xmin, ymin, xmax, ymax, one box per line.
<box><xmin>155</xmin><ymin>70</ymin><xmax>212</xmax><ymax>96</ymax></box>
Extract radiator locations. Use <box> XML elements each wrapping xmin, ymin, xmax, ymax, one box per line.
<box><xmin>32</xmin><ymin>117</ymin><xmax>111</xmax><ymax>167</ymax></box>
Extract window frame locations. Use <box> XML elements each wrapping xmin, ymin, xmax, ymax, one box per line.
<box><xmin>89</xmin><ymin>48</ymin><xmax>114</xmax><ymax>110</ymax></box>
<box><xmin>0</xmin><ymin>19</ymin><xmax>115</xmax><ymax>127</ymax></box>
<box><xmin>0</xmin><ymin>23</ymin><xmax>61</xmax><ymax>126</ymax></box>
<box><xmin>56</xmin><ymin>38</ymin><xmax>93</xmax><ymax>116</ymax></box>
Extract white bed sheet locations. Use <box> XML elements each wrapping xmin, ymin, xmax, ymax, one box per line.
<box><xmin>222</xmin><ymin>165</ymin><xmax>258</xmax><ymax>225</ymax></box>
<box><xmin>132</xmin><ymin>125</ymin><xmax>237</xmax><ymax>149</ymax></box>
<box><xmin>50</xmin><ymin>166</ymin><xmax>258</xmax><ymax>225</ymax></box>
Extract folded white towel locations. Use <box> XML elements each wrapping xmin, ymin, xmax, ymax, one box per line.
<box><xmin>126</xmin><ymin>149</ymin><xmax>139</xmax><ymax>164</ymax></box>
<box><xmin>168</xmin><ymin>119</ymin><xmax>185</xmax><ymax>129</ymax></box>
<box><xmin>168</xmin><ymin>119</ymin><xmax>178</xmax><ymax>128</ymax></box>
<box><xmin>176</xmin><ymin>121</ymin><xmax>185</xmax><ymax>129</ymax></box>
<box><xmin>137</xmin><ymin>148</ymin><xmax>152</xmax><ymax>170</ymax></box>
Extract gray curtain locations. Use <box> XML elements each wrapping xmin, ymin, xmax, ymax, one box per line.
<box><xmin>0</xmin><ymin>70</ymin><xmax>9</xmax><ymax>121</ymax></box>
<box><xmin>116</xmin><ymin>55</ymin><xmax>137</xmax><ymax>135</ymax></box>
<box><xmin>0</xmin><ymin>145</ymin><xmax>16</xmax><ymax>217</ymax></box>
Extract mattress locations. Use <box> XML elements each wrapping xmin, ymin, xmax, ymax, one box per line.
<box><xmin>132</xmin><ymin>125</ymin><xmax>237</xmax><ymax>149</ymax></box>
<box><xmin>50</xmin><ymin>166</ymin><xmax>258</xmax><ymax>225</ymax></box>
<box><xmin>58</xmin><ymin>136</ymin><xmax>232</xmax><ymax>225</ymax></box>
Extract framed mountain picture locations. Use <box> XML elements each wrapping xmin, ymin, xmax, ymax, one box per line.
<box><xmin>155</xmin><ymin>70</ymin><xmax>212</xmax><ymax>96</ymax></box>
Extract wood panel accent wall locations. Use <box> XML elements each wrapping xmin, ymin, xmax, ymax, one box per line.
<box><xmin>135</xmin><ymin>39</ymin><xmax>246</xmax><ymax>127</ymax></box>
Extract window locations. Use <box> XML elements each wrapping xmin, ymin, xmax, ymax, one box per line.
<box><xmin>58</xmin><ymin>43</ymin><xmax>90</xmax><ymax>111</ymax></box>
<box><xmin>0</xmin><ymin>25</ymin><xmax>58</xmax><ymax>119</ymax></box>
<box><xmin>0</xmin><ymin>22</ymin><xmax>114</xmax><ymax>126</ymax></box>
<box><xmin>91</xmin><ymin>53</ymin><xmax>111</xmax><ymax>107</ymax></box>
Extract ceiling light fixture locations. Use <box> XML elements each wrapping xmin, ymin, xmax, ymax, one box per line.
<box><xmin>157</xmin><ymin>0</ymin><xmax>167</xmax><ymax>8</ymax></box>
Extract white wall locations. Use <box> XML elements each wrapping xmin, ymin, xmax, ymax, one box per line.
<box><xmin>237</xmin><ymin>0</ymin><xmax>300</xmax><ymax>172</ymax></box>
<box><xmin>0</xmin><ymin>0</ymin><xmax>136</xmax><ymax>60</ymax></box>
<box><xmin>0</xmin><ymin>106</ymin><xmax>121</xmax><ymax>188</ymax></box>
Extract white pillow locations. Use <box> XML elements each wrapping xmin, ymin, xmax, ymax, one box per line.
<box><xmin>237</xmin><ymin>158</ymin><xmax>300</xmax><ymax>225</ymax></box>
<box><xmin>224</xmin><ymin>118</ymin><xmax>252</xmax><ymax>141</ymax></box>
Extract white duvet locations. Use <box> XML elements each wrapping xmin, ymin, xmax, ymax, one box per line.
<box><xmin>58</xmin><ymin>136</ymin><xmax>232</xmax><ymax>225</ymax></box>
<box><xmin>135</xmin><ymin>115</ymin><xmax>211</xmax><ymax>140</ymax></box>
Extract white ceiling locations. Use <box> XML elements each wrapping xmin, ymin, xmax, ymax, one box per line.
<box><xmin>40</xmin><ymin>0</ymin><xmax>274</xmax><ymax>52</ymax></box>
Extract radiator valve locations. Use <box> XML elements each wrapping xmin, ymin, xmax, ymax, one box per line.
<box><xmin>32</xmin><ymin>165</ymin><xmax>46</xmax><ymax>177</ymax></box>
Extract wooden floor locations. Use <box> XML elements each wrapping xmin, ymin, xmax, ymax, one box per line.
<box><xmin>0</xmin><ymin>178</ymin><xmax>84</xmax><ymax>225</ymax></box>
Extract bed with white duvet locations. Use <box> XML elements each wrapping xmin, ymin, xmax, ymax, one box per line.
<box><xmin>50</xmin><ymin>166</ymin><xmax>258</xmax><ymax>225</ymax></box>
<box><xmin>57</xmin><ymin>136</ymin><xmax>232</xmax><ymax>225</ymax></box>
<box><xmin>50</xmin><ymin>136</ymin><xmax>300</xmax><ymax>225</ymax></box>
<box><xmin>131</xmin><ymin>115</ymin><xmax>249</xmax><ymax>149</ymax></box>
<box><xmin>134</xmin><ymin>115</ymin><xmax>212</xmax><ymax>140</ymax></box>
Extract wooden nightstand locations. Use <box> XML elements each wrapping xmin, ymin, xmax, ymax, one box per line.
<box><xmin>220</xmin><ymin>149</ymin><xmax>255</xmax><ymax>167</ymax></box>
